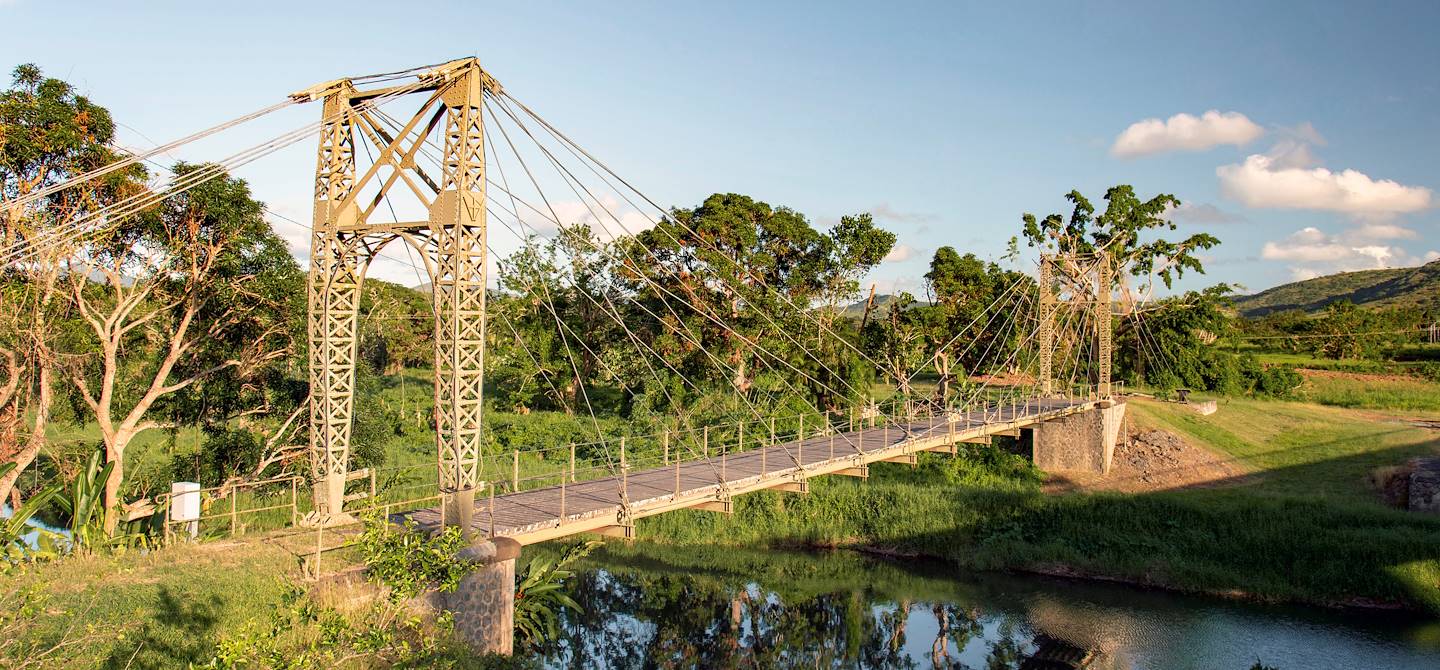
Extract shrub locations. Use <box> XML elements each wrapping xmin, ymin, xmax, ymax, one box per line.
<box><xmin>355</xmin><ymin>517</ymin><xmax>472</xmax><ymax>601</ymax></box>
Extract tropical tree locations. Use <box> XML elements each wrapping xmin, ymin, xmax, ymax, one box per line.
<box><xmin>1020</xmin><ymin>185</ymin><xmax>1218</xmax><ymax>290</ymax></box>
<box><xmin>0</xmin><ymin>64</ymin><xmax>147</xmax><ymax>506</ymax></box>
<box><xmin>635</xmin><ymin>193</ymin><xmax>893</xmax><ymax>407</ymax></box>
<box><xmin>62</xmin><ymin>162</ymin><xmax>300</xmax><ymax>532</ymax></box>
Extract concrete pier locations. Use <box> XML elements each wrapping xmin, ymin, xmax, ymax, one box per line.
<box><xmin>432</xmin><ymin>536</ymin><xmax>521</xmax><ymax>655</ymax></box>
<box><xmin>1032</xmin><ymin>400</ymin><xmax>1127</xmax><ymax>475</ymax></box>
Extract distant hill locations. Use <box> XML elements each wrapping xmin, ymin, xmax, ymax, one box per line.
<box><xmin>839</xmin><ymin>293</ymin><xmax>931</xmax><ymax>319</ymax></box>
<box><xmin>1232</xmin><ymin>260</ymin><xmax>1440</xmax><ymax>317</ymax></box>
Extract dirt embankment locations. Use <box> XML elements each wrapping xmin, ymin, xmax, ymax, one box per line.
<box><xmin>1045</xmin><ymin>416</ymin><xmax>1250</xmax><ymax>494</ymax></box>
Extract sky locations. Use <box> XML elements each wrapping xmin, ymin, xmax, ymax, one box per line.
<box><xmin>3</xmin><ymin>0</ymin><xmax>1439</xmax><ymax>298</ymax></box>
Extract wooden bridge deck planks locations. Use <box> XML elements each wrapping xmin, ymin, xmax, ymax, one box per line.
<box><xmin>401</xmin><ymin>398</ymin><xmax>1089</xmax><ymax>543</ymax></box>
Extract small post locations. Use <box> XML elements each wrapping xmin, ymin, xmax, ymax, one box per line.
<box><xmin>620</xmin><ymin>436</ymin><xmax>627</xmax><ymax>470</ymax></box>
<box><xmin>738</xmin><ymin>420</ymin><xmax>745</xmax><ymax>455</ymax></box>
<box><xmin>797</xmin><ymin>414</ymin><xmax>805</xmax><ymax>467</ymax></box>
<box><xmin>314</xmin><ymin>526</ymin><xmax>323</xmax><ymax>579</ymax></box>
<box><xmin>369</xmin><ymin>468</ymin><xmax>377</xmax><ymax>503</ymax></box>
<box><xmin>569</xmin><ymin>443</ymin><xmax>577</xmax><ymax>483</ymax></box>
<box><xmin>560</xmin><ymin>475</ymin><xmax>567</xmax><ymax>523</ymax></box>
<box><xmin>290</xmin><ymin>476</ymin><xmax>298</xmax><ymax>527</ymax></box>
<box><xmin>703</xmin><ymin>426</ymin><xmax>710</xmax><ymax>458</ymax></box>
<box><xmin>674</xmin><ymin>455</ymin><xmax>681</xmax><ymax>497</ymax></box>
<box><xmin>764</xmin><ymin>418</ymin><xmax>773</xmax><ymax>473</ymax></box>
<box><xmin>230</xmin><ymin>489</ymin><xmax>238</xmax><ymax>537</ymax></box>
<box><xmin>489</xmin><ymin>485</ymin><xmax>497</xmax><ymax>539</ymax></box>
<box><xmin>662</xmin><ymin>431</ymin><xmax>670</xmax><ymax>466</ymax></box>
<box><xmin>721</xmin><ymin>437</ymin><xmax>727</xmax><ymax>482</ymax></box>
<box><xmin>830</xmin><ymin>411</ymin><xmax>836</xmax><ymax>459</ymax></box>
<box><xmin>512</xmin><ymin>449</ymin><xmax>520</xmax><ymax>492</ymax></box>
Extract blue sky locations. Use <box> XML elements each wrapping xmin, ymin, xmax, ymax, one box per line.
<box><xmin>4</xmin><ymin>0</ymin><xmax>1438</xmax><ymax>297</ymax></box>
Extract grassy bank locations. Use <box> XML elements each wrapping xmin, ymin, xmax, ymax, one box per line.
<box><xmin>635</xmin><ymin>397</ymin><xmax>1440</xmax><ymax>612</ymax></box>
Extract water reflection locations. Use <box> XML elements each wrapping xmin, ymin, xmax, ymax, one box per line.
<box><xmin>535</xmin><ymin>544</ymin><xmax>1440</xmax><ymax>670</ymax></box>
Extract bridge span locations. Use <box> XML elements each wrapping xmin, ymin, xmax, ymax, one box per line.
<box><xmin>404</xmin><ymin>396</ymin><xmax>1124</xmax><ymax>546</ymax></box>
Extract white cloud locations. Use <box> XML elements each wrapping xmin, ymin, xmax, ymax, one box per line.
<box><xmin>870</xmin><ymin>203</ymin><xmax>939</xmax><ymax>224</ymax></box>
<box><xmin>1217</xmin><ymin>154</ymin><xmax>1432</xmax><ymax>217</ymax></box>
<box><xmin>882</xmin><ymin>244</ymin><xmax>922</xmax><ymax>263</ymax></box>
<box><xmin>1111</xmin><ymin>110</ymin><xmax>1264</xmax><ymax>158</ymax></box>
<box><xmin>1424</xmin><ymin>251</ymin><xmax>1440</xmax><ymax>263</ymax></box>
<box><xmin>1261</xmin><ymin>226</ymin><xmax>1433</xmax><ymax>279</ymax></box>
<box><xmin>1350</xmin><ymin>222</ymin><xmax>1418</xmax><ymax>240</ymax></box>
<box><xmin>1166</xmin><ymin>202</ymin><xmax>1245</xmax><ymax>224</ymax></box>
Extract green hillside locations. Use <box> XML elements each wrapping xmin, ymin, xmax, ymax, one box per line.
<box><xmin>1233</xmin><ymin>260</ymin><xmax>1440</xmax><ymax>316</ymax></box>
<box><xmin>839</xmin><ymin>293</ymin><xmax>932</xmax><ymax>319</ymax></box>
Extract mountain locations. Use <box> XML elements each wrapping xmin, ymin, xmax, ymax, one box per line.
<box><xmin>1232</xmin><ymin>260</ymin><xmax>1440</xmax><ymax>317</ymax></box>
<box><xmin>839</xmin><ymin>293</ymin><xmax>931</xmax><ymax>319</ymax></box>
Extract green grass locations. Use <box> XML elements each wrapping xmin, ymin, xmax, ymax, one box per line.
<box><xmin>1131</xmin><ymin>398</ymin><xmax>1439</xmax><ymax>500</ymax></box>
<box><xmin>1294</xmin><ymin>374</ymin><xmax>1440</xmax><ymax>414</ymax></box>
<box><xmin>3</xmin><ymin>541</ymin><xmax>299</xmax><ymax>668</ymax></box>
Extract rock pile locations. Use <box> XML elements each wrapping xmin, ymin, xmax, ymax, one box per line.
<box><xmin>1117</xmin><ymin>429</ymin><xmax>1185</xmax><ymax>474</ymax></box>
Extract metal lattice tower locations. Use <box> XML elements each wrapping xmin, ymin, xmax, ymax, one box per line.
<box><xmin>302</xmin><ymin>59</ymin><xmax>497</xmax><ymax>530</ymax></box>
<box><xmin>1035</xmin><ymin>251</ymin><xmax>1114</xmax><ymax>399</ymax></box>
<box><xmin>1036</xmin><ymin>257</ymin><xmax>1056</xmax><ymax>396</ymax></box>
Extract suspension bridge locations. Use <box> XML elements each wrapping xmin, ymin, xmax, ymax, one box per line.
<box><xmin>404</xmin><ymin>395</ymin><xmax>1118</xmax><ymax>545</ymax></box>
<box><xmin>4</xmin><ymin>57</ymin><xmax>1130</xmax><ymax>654</ymax></box>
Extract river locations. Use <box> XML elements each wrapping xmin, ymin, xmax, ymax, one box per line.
<box><xmin>535</xmin><ymin>543</ymin><xmax>1440</xmax><ymax>669</ymax></box>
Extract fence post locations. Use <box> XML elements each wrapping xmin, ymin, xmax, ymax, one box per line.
<box><xmin>674</xmin><ymin>455</ymin><xmax>681</xmax><ymax>498</ymax></box>
<box><xmin>290</xmin><ymin>477</ymin><xmax>298</xmax><ymax>527</ymax></box>
<box><xmin>570</xmin><ymin>443</ymin><xmax>576</xmax><ymax>483</ymax></box>
<box><xmin>621</xmin><ymin>440</ymin><xmax>630</xmax><ymax>503</ymax></box>
<box><xmin>720</xmin><ymin>435</ymin><xmax>727</xmax><ymax>482</ymax></box>
<box><xmin>512</xmin><ymin>450</ymin><xmax>520</xmax><ymax>492</ymax></box>
<box><xmin>560</xmin><ymin>474</ymin><xmax>566</xmax><ymax>524</ymax></box>
<box><xmin>830</xmin><ymin>410</ymin><xmax>836</xmax><ymax>459</ymax></box>
<box><xmin>703</xmin><ymin>426</ymin><xmax>709</xmax><ymax>458</ymax></box>
<box><xmin>798</xmin><ymin>416</ymin><xmax>804</xmax><ymax>467</ymax></box>
<box><xmin>765</xmin><ymin>417</ymin><xmax>774</xmax><ymax>473</ymax></box>
<box><xmin>663</xmin><ymin>432</ymin><xmax>669</xmax><ymax>466</ymax></box>
<box><xmin>489</xmin><ymin>485</ymin><xmax>497</xmax><ymax>539</ymax></box>
<box><xmin>369</xmin><ymin>468</ymin><xmax>377</xmax><ymax>504</ymax></box>
<box><xmin>230</xmin><ymin>490</ymin><xmax>238</xmax><ymax>538</ymax></box>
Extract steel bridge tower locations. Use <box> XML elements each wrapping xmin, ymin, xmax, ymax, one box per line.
<box><xmin>300</xmin><ymin>59</ymin><xmax>496</xmax><ymax>532</ymax></box>
<box><xmin>1036</xmin><ymin>251</ymin><xmax>1114</xmax><ymax>399</ymax></box>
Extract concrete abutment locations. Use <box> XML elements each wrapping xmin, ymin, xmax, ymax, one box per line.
<box><xmin>1031</xmin><ymin>401</ymin><xmax>1127</xmax><ymax>475</ymax></box>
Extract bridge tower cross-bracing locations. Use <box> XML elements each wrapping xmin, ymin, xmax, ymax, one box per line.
<box><xmin>303</xmin><ymin>59</ymin><xmax>497</xmax><ymax>530</ymax></box>
<box><xmin>1036</xmin><ymin>251</ymin><xmax>1114</xmax><ymax>399</ymax></box>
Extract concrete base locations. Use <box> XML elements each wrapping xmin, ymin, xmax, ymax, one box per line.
<box><xmin>430</xmin><ymin>536</ymin><xmax>521</xmax><ymax>655</ymax></box>
<box><xmin>1032</xmin><ymin>401</ymin><xmax>1127</xmax><ymax>475</ymax></box>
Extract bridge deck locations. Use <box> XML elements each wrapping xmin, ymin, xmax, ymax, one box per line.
<box><xmin>402</xmin><ymin>398</ymin><xmax>1096</xmax><ymax>545</ymax></box>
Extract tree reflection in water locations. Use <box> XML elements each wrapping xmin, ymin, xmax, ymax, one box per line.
<box><xmin>519</xmin><ymin>542</ymin><xmax>1440</xmax><ymax>670</ymax></box>
<box><xmin>539</xmin><ymin>556</ymin><xmax>1040</xmax><ymax>669</ymax></box>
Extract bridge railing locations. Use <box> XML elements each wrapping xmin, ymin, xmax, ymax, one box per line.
<box><xmin>137</xmin><ymin>381</ymin><xmax>1114</xmax><ymax>565</ymax></box>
